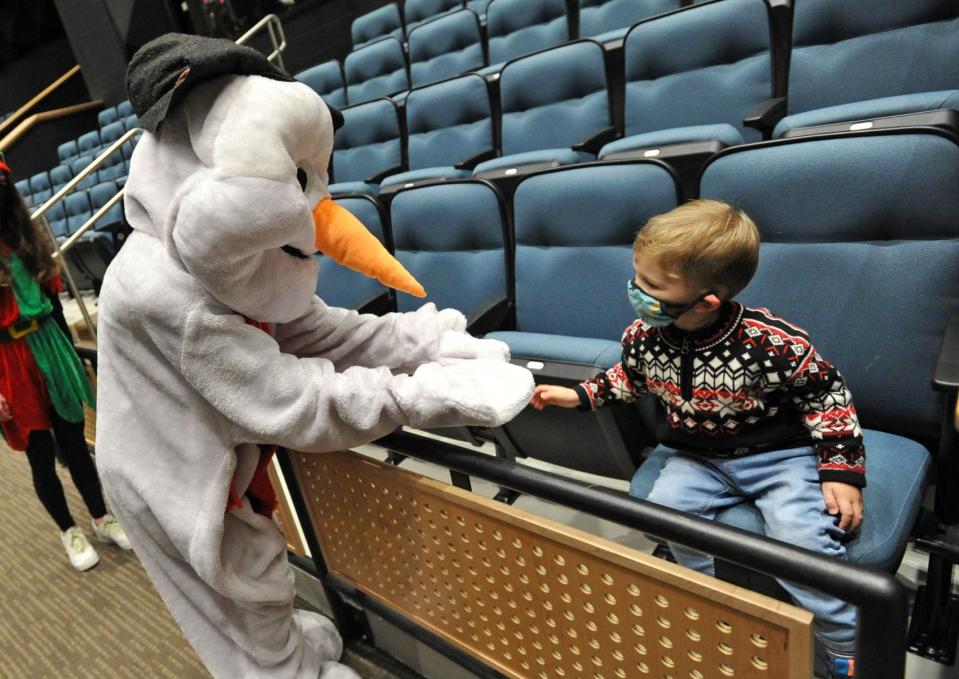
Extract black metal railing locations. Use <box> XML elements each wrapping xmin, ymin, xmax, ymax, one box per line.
<box><xmin>281</xmin><ymin>430</ymin><xmax>909</xmax><ymax>679</ymax></box>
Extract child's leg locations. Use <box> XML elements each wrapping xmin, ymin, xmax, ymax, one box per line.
<box><xmin>49</xmin><ymin>410</ymin><xmax>108</xmax><ymax>520</ymax></box>
<box><xmin>112</xmin><ymin>493</ymin><xmax>356</xmax><ymax>678</ymax></box>
<box><xmin>732</xmin><ymin>447</ymin><xmax>857</xmax><ymax>654</ymax></box>
<box><xmin>24</xmin><ymin>429</ymin><xmax>75</xmax><ymax>531</ymax></box>
<box><xmin>641</xmin><ymin>453</ymin><xmax>741</xmax><ymax>576</ymax></box>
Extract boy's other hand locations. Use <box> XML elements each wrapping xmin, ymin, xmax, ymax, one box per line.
<box><xmin>0</xmin><ymin>393</ymin><xmax>11</xmax><ymax>422</ymax></box>
<box><xmin>822</xmin><ymin>482</ymin><xmax>863</xmax><ymax>533</ymax></box>
<box><xmin>530</xmin><ymin>385</ymin><xmax>580</xmax><ymax>410</ymax></box>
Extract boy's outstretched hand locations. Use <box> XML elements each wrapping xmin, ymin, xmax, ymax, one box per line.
<box><xmin>822</xmin><ymin>482</ymin><xmax>864</xmax><ymax>533</ymax></box>
<box><xmin>530</xmin><ymin>384</ymin><xmax>581</xmax><ymax>410</ymax></box>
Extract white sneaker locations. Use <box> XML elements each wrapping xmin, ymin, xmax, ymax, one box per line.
<box><xmin>92</xmin><ymin>513</ymin><xmax>132</xmax><ymax>550</ymax></box>
<box><xmin>61</xmin><ymin>527</ymin><xmax>100</xmax><ymax>572</ymax></box>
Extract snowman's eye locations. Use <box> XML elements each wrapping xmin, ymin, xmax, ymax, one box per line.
<box><xmin>296</xmin><ymin>167</ymin><xmax>308</xmax><ymax>192</ymax></box>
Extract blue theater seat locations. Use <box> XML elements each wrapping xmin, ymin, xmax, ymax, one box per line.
<box><xmin>63</xmin><ymin>191</ymin><xmax>93</xmax><ymax>236</ymax></box>
<box><xmin>352</xmin><ymin>3</ymin><xmax>405</xmax><ymax>47</ymax></box>
<box><xmin>116</xmin><ymin>100</ymin><xmax>134</xmax><ymax>119</ymax></box>
<box><xmin>344</xmin><ymin>37</ymin><xmax>411</xmax><ymax>105</ymax></box>
<box><xmin>123</xmin><ymin>113</ymin><xmax>140</xmax><ymax>131</ymax></box>
<box><xmin>408</xmin><ymin>9</ymin><xmax>484</xmax><ymax>88</ymax></box>
<box><xmin>77</xmin><ymin>130</ymin><xmax>101</xmax><ymax>156</ymax></box>
<box><xmin>474</xmin><ymin>40</ymin><xmax>612</xmax><ymax>177</ymax></box>
<box><xmin>631</xmin><ymin>129</ymin><xmax>957</xmax><ymax>577</ymax></box>
<box><xmin>486</xmin><ymin>161</ymin><xmax>679</xmax><ymax>478</ymax></box>
<box><xmin>14</xmin><ymin>179</ymin><xmax>31</xmax><ymax>202</ymax></box>
<box><xmin>70</xmin><ymin>156</ymin><xmax>98</xmax><ymax>190</ymax></box>
<box><xmin>57</xmin><ymin>139</ymin><xmax>79</xmax><ymax>165</ymax></box>
<box><xmin>381</xmin><ymin>74</ymin><xmax>493</xmax><ymax>190</ymax></box>
<box><xmin>49</xmin><ymin>165</ymin><xmax>73</xmax><ymax>192</ymax></box>
<box><xmin>485</xmin><ymin>0</ymin><xmax>570</xmax><ymax>68</ymax></box>
<box><xmin>97</xmin><ymin>106</ymin><xmax>118</xmax><ymax>128</ymax></box>
<box><xmin>314</xmin><ymin>194</ymin><xmax>391</xmax><ymax>313</ymax></box>
<box><xmin>577</xmin><ymin>0</ymin><xmax>675</xmax><ymax>42</ymax></box>
<box><xmin>329</xmin><ymin>98</ymin><xmax>404</xmax><ymax>196</ymax></box>
<box><xmin>404</xmin><ymin>0</ymin><xmax>465</xmax><ymax>34</ymax></box>
<box><xmin>99</xmin><ymin>120</ymin><xmax>126</xmax><ymax>148</ymax></box>
<box><xmin>295</xmin><ymin>60</ymin><xmax>348</xmax><ymax>109</ymax></box>
<box><xmin>598</xmin><ymin>0</ymin><xmax>775</xmax><ymax>163</ymax></box>
<box><xmin>88</xmin><ymin>181</ymin><xmax>124</xmax><ymax>231</ymax></box>
<box><xmin>773</xmin><ymin>0</ymin><xmax>959</xmax><ymax>138</ymax></box>
<box><xmin>28</xmin><ymin>172</ymin><xmax>52</xmax><ymax>207</ymax></box>
<box><xmin>390</xmin><ymin>180</ymin><xmax>510</xmax><ymax>319</ymax></box>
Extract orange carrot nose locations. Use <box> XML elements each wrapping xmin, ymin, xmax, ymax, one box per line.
<box><xmin>313</xmin><ymin>197</ymin><xmax>426</xmax><ymax>298</ymax></box>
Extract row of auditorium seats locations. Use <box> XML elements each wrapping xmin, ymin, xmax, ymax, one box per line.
<box><xmin>320</xmin><ymin>125</ymin><xmax>956</xmax><ymax>592</ymax></box>
<box><xmin>307</xmin><ymin>0</ymin><xmax>698</xmax><ymax>107</ymax></box>
<box><xmin>16</xmin><ymin>100</ymin><xmax>140</xmax><ymax>293</ymax></box>
<box><xmin>306</xmin><ymin>0</ymin><xmax>678</xmax><ymax>107</ymax></box>
<box><xmin>312</xmin><ymin>0</ymin><xmax>959</xmax><ymax>200</ymax></box>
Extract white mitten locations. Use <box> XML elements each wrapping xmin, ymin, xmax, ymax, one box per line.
<box><xmin>392</xmin><ymin>359</ymin><xmax>534</xmax><ymax>429</ymax></box>
<box><xmin>436</xmin><ymin>329</ymin><xmax>511</xmax><ymax>365</ymax></box>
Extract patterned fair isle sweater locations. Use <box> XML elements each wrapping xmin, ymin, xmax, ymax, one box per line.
<box><xmin>574</xmin><ymin>302</ymin><xmax>866</xmax><ymax>487</ymax></box>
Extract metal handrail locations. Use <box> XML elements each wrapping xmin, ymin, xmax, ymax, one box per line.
<box><xmin>0</xmin><ymin>65</ymin><xmax>83</xmax><ymax>138</ymax></box>
<box><xmin>30</xmin><ymin>127</ymin><xmax>142</xmax><ymax>342</ymax></box>
<box><xmin>236</xmin><ymin>13</ymin><xmax>287</xmax><ymax>71</ymax></box>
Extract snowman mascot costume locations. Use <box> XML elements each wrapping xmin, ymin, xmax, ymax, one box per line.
<box><xmin>95</xmin><ymin>34</ymin><xmax>534</xmax><ymax>678</ymax></box>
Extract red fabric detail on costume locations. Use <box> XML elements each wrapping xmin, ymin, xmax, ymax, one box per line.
<box><xmin>225</xmin><ymin>317</ymin><xmax>278</xmax><ymax>517</ymax></box>
<box><xmin>0</xmin><ymin>160</ymin><xmax>10</xmax><ymax>175</ymax></box>
<box><xmin>0</xmin><ymin>286</ymin><xmax>52</xmax><ymax>450</ymax></box>
<box><xmin>47</xmin><ymin>275</ymin><xmax>63</xmax><ymax>295</ymax></box>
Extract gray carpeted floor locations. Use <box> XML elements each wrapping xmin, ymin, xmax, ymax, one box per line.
<box><xmin>0</xmin><ymin>440</ymin><xmax>406</xmax><ymax>679</ymax></box>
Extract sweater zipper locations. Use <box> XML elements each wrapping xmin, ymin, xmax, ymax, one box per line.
<box><xmin>680</xmin><ymin>336</ymin><xmax>693</xmax><ymax>401</ymax></box>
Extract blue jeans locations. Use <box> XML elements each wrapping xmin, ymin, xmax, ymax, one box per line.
<box><xmin>637</xmin><ymin>446</ymin><xmax>857</xmax><ymax>653</ymax></box>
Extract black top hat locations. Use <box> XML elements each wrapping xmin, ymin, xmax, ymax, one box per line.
<box><xmin>127</xmin><ymin>33</ymin><xmax>341</xmax><ymax>134</ymax></box>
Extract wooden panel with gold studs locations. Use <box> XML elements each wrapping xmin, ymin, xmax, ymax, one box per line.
<box><xmin>291</xmin><ymin>450</ymin><xmax>813</xmax><ymax>679</ymax></box>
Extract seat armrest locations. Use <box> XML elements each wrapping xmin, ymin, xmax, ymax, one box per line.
<box><xmin>365</xmin><ymin>165</ymin><xmax>404</xmax><ymax>184</ymax></box>
<box><xmin>454</xmin><ymin>148</ymin><xmax>497</xmax><ymax>171</ymax></box>
<box><xmin>743</xmin><ymin>97</ymin><xmax>787</xmax><ymax>139</ymax></box>
<box><xmin>466</xmin><ymin>296</ymin><xmax>512</xmax><ymax>336</ymax></box>
<box><xmin>571</xmin><ymin>127</ymin><xmax>618</xmax><ymax>155</ymax></box>
<box><xmin>356</xmin><ymin>291</ymin><xmax>393</xmax><ymax>316</ymax></box>
<box><xmin>934</xmin><ymin>314</ymin><xmax>959</xmax><ymax>390</ymax></box>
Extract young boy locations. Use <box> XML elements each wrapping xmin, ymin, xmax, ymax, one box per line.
<box><xmin>531</xmin><ymin>199</ymin><xmax>864</xmax><ymax>678</ymax></box>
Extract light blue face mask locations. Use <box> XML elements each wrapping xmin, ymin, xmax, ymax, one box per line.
<box><xmin>627</xmin><ymin>279</ymin><xmax>713</xmax><ymax>327</ymax></box>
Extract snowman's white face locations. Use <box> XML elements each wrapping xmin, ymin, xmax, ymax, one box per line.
<box><xmin>165</xmin><ymin>75</ymin><xmax>337</xmax><ymax>322</ymax></box>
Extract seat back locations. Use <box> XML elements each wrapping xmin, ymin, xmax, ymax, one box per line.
<box><xmin>699</xmin><ymin>130</ymin><xmax>959</xmax><ymax>439</ymax></box>
<box><xmin>70</xmin><ymin>156</ymin><xmax>98</xmax><ymax>190</ymax></box>
<box><xmin>14</xmin><ymin>179</ymin><xmax>31</xmax><ymax>202</ymax></box>
<box><xmin>623</xmin><ymin>0</ymin><xmax>772</xmax><ymax>142</ymax></box>
<box><xmin>405</xmin><ymin>74</ymin><xmax>493</xmax><ymax>171</ymax></box>
<box><xmin>344</xmin><ymin>37</ymin><xmax>410</xmax><ymax>105</ymax></box>
<box><xmin>789</xmin><ymin>0</ymin><xmax>959</xmax><ymax>116</ymax></box>
<box><xmin>577</xmin><ymin>0</ymin><xmax>675</xmax><ymax>38</ymax></box>
<box><xmin>49</xmin><ymin>165</ymin><xmax>73</xmax><ymax>192</ymax></box>
<box><xmin>296</xmin><ymin>60</ymin><xmax>348</xmax><ymax>109</ymax></box>
<box><xmin>116</xmin><ymin>100</ymin><xmax>134</xmax><ymax>118</ymax></box>
<box><xmin>99</xmin><ymin>120</ymin><xmax>126</xmax><ymax>147</ymax></box>
<box><xmin>28</xmin><ymin>172</ymin><xmax>52</xmax><ymax>205</ymax></box>
<box><xmin>315</xmin><ymin>195</ymin><xmax>390</xmax><ymax>310</ymax></box>
<box><xmin>88</xmin><ymin>181</ymin><xmax>124</xmax><ymax>228</ymax></box>
<box><xmin>333</xmin><ymin>98</ymin><xmax>403</xmax><ymax>184</ymax></box>
<box><xmin>486</xmin><ymin>0</ymin><xmax>569</xmax><ymax>65</ymax></box>
<box><xmin>352</xmin><ymin>2</ymin><xmax>404</xmax><ymax>47</ymax></box>
<box><xmin>390</xmin><ymin>180</ymin><xmax>509</xmax><ymax>315</ymax></box>
<box><xmin>405</xmin><ymin>0</ymin><xmax>464</xmax><ymax>30</ymax></box>
<box><xmin>64</xmin><ymin>191</ymin><xmax>92</xmax><ymax>235</ymax></box>
<box><xmin>123</xmin><ymin>113</ymin><xmax>140</xmax><ymax>131</ymax></box>
<box><xmin>97</xmin><ymin>106</ymin><xmax>118</xmax><ymax>128</ymax></box>
<box><xmin>408</xmin><ymin>9</ymin><xmax>484</xmax><ymax>87</ymax></box>
<box><xmin>499</xmin><ymin>40</ymin><xmax>611</xmax><ymax>156</ymax></box>
<box><xmin>57</xmin><ymin>140</ymin><xmax>79</xmax><ymax>164</ymax></box>
<box><xmin>466</xmin><ymin>0</ymin><xmax>491</xmax><ymax>16</ymax></box>
<box><xmin>513</xmin><ymin>162</ymin><xmax>678</xmax><ymax>339</ymax></box>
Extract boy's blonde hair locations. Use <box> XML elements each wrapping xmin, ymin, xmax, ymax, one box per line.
<box><xmin>633</xmin><ymin>199</ymin><xmax>760</xmax><ymax>296</ymax></box>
